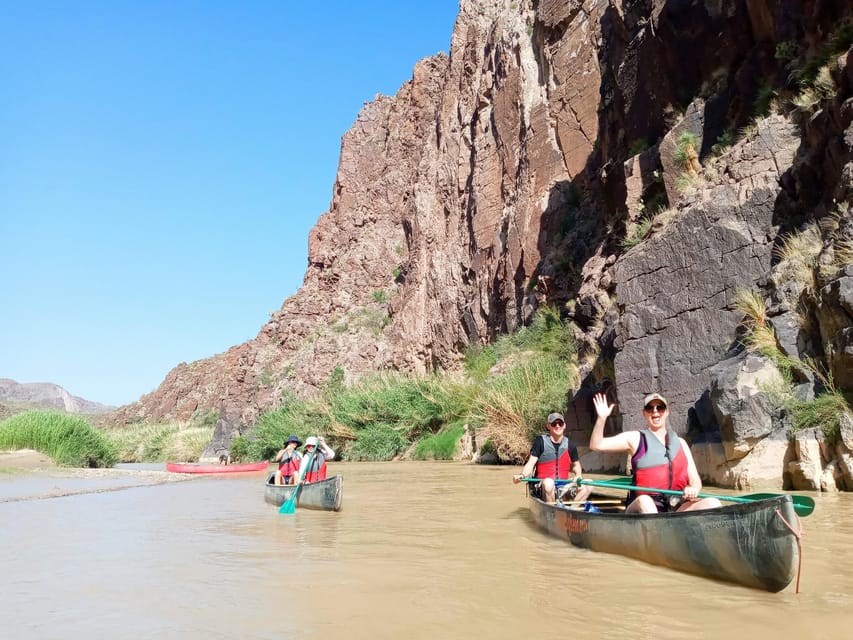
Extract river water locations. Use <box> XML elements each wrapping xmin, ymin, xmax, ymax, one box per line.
<box><xmin>1</xmin><ymin>461</ymin><xmax>851</xmax><ymax>639</ymax></box>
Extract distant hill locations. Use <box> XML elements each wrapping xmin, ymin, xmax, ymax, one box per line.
<box><xmin>0</xmin><ymin>379</ymin><xmax>115</xmax><ymax>418</ymax></box>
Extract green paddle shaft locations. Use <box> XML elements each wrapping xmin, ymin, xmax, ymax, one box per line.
<box><xmin>279</xmin><ymin>439</ymin><xmax>319</xmax><ymax>515</ymax></box>
<box><xmin>577</xmin><ymin>478</ymin><xmax>815</xmax><ymax>517</ymax></box>
<box><xmin>518</xmin><ymin>477</ymin><xmax>814</xmax><ymax>516</ymax></box>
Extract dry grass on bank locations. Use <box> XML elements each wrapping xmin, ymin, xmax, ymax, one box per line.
<box><xmin>104</xmin><ymin>422</ymin><xmax>214</xmax><ymax>463</ymax></box>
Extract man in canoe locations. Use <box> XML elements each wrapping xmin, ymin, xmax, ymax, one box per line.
<box><xmin>512</xmin><ymin>411</ymin><xmax>593</xmax><ymax>504</ymax></box>
<box><xmin>273</xmin><ymin>435</ymin><xmax>303</xmax><ymax>485</ymax></box>
<box><xmin>589</xmin><ymin>392</ymin><xmax>722</xmax><ymax>513</ymax></box>
<box><xmin>296</xmin><ymin>436</ymin><xmax>335</xmax><ymax>484</ymax></box>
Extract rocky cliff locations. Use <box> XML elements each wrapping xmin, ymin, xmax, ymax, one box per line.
<box><xmin>111</xmin><ymin>0</ymin><xmax>853</xmax><ymax>489</ymax></box>
<box><xmin>0</xmin><ymin>378</ymin><xmax>114</xmax><ymax>415</ymax></box>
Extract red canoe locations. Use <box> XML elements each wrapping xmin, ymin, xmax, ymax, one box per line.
<box><xmin>165</xmin><ymin>461</ymin><xmax>270</xmax><ymax>474</ymax></box>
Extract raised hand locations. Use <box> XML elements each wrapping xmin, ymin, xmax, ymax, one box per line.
<box><xmin>593</xmin><ymin>392</ymin><xmax>615</xmax><ymax>418</ymax></box>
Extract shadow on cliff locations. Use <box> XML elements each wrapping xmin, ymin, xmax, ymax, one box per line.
<box><xmin>529</xmin><ymin>0</ymin><xmax>852</xmax><ymax>442</ymax></box>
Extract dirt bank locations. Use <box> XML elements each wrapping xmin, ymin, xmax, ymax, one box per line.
<box><xmin>0</xmin><ymin>449</ymin><xmax>57</xmax><ymax>472</ymax></box>
<box><xmin>0</xmin><ymin>449</ymin><xmax>194</xmax><ymax>503</ymax></box>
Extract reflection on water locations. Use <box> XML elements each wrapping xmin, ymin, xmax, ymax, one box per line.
<box><xmin>1</xmin><ymin>462</ymin><xmax>852</xmax><ymax>639</ymax></box>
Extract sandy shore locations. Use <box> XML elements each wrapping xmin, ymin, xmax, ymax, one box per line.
<box><xmin>0</xmin><ymin>449</ymin><xmax>57</xmax><ymax>471</ymax></box>
<box><xmin>0</xmin><ymin>449</ymin><xmax>195</xmax><ymax>503</ymax></box>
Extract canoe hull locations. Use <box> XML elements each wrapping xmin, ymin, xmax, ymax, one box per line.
<box><xmin>264</xmin><ymin>474</ymin><xmax>343</xmax><ymax>512</ymax></box>
<box><xmin>166</xmin><ymin>461</ymin><xmax>269</xmax><ymax>474</ymax></box>
<box><xmin>528</xmin><ymin>493</ymin><xmax>800</xmax><ymax>592</ymax></box>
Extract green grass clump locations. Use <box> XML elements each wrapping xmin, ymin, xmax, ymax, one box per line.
<box><xmin>0</xmin><ymin>411</ymin><xmax>117</xmax><ymax>467</ymax></box>
<box><xmin>793</xmin><ymin>21</ymin><xmax>853</xmax><ymax>87</ymax></box>
<box><xmin>470</xmin><ymin>353</ymin><xmax>579</xmax><ymax>462</ymax></box>
<box><xmin>464</xmin><ymin>344</ymin><xmax>498</xmax><ymax>381</ymax></box>
<box><xmin>327</xmin><ymin>373</ymin><xmax>474</xmax><ymax>451</ymax></box>
<box><xmin>412</xmin><ymin>422</ymin><xmax>466</xmax><ymax>460</ymax></box>
<box><xmin>673</xmin><ymin>131</ymin><xmax>700</xmax><ymax>170</ymax></box>
<box><xmin>346</xmin><ymin>423</ymin><xmax>408</xmax><ymax>461</ymax></box>
<box><xmin>105</xmin><ymin>421</ymin><xmax>214</xmax><ymax>463</ymax></box>
<box><xmin>734</xmin><ymin>289</ymin><xmax>768</xmax><ymax>328</ymax></box>
<box><xmin>242</xmin><ymin>396</ymin><xmax>330</xmax><ymax>462</ymax></box>
<box><xmin>473</xmin><ymin>354</ymin><xmax>577</xmax><ymax>433</ymax></box>
<box><xmin>787</xmin><ymin>387</ymin><xmax>852</xmax><ymax>441</ymax></box>
<box><xmin>773</xmin><ymin>225</ymin><xmax>822</xmax><ymax>296</ymax></box>
<box><xmin>738</xmin><ymin>304</ymin><xmax>852</xmax><ymax>443</ymax></box>
<box><xmin>499</xmin><ymin>305</ymin><xmax>577</xmax><ymax>362</ymax></box>
<box><xmin>328</xmin><ymin>374</ymin><xmax>445</xmax><ymax>435</ymax></box>
<box><xmin>243</xmin><ymin>306</ymin><xmax>582</xmax><ymax>463</ymax></box>
<box><xmin>621</xmin><ymin>216</ymin><xmax>653</xmax><ymax>249</ymax></box>
<box><xmin>711</xmin><ymin>129</ymin><xmax>735</xmax><ymax>156</ymax></box>
<box><xmin>754</xmin><ymin>79</ymin><xmax>776</xmax><ymax>117</ymax></box>
<box><xmin>228</xmin><ymin>435</ymin><xmax>250</xmax><ymax>461</ymax></box>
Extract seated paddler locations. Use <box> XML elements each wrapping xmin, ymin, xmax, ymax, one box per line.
<box><xmin>296</xmin><ymin>436</ymin><xmax>335</xmax><ymax>484</ymax></box>
<box><xmin>512</xmin><ymin>411</ymin><xmax>592</xmax><ymax>504</ymax></box>
<box><xmin>589</xmin><ymin>391</ymin><xmax>722</xmax><ymax>513</ymax></box>
<box><xmin>273</xmin><ymin>435</ymin><xmax>303</xmax><ymax>485</ymax></box>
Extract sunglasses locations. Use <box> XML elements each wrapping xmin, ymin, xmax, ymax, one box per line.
<box><xmin>644</xmin><ymin>404</ymin><xmax>666</xmax><ymax>413</ymax></box>
<box><xmin>549</xmin><ymin>419</ymin><xmax>565</xmax><ymax>426</ymax></box>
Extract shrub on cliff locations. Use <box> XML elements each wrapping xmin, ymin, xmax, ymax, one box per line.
<box><xmin>736</xmin><ymin>289</ymin><xmax>853</xmax><ymax>442</ymax></box>
<box><xmin>246</xmin><ymin>305</ymin><xmax>581</xmax><ymax>462</ymax></box>
<box><xmin>470</xmin><ymin>353</ymin><xmax>579</xmax><ymax>462</ymax></box>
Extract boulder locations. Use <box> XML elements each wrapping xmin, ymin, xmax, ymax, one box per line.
<box><xmin>816</xmin><ymin>267</ymin><xmax>853</xmax><ymax>390</ymax></box>
<box><xmin>786</xmin><ymin>429</ymin><xmax>824</xmax><ymax>491</ymax></box>
<box><xmin>708</xmin><ymin>352</ymin><xmax>784</xmax><ymax>460</ymax></box>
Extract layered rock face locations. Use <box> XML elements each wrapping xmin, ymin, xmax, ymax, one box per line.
<box><xmin>0</xmin><ymin>378</ymin><xmax>113</xmax><ymax>414</ymax></box>
<box><xmin>111</xmin><ymin>0</ymin><xmax>853</xmax><ymax>488</ymax></box>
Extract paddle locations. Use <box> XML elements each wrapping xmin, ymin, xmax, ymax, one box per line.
<box><xmin>279</xmin><ymin>438</ymin><xmax>319</xmax><ymax>515</ymax></box>
<box><xmin>519</xmin><ymin>477</ymin><xmax>815</xmax><ymax>516</ymax></box>
<box><xmin>577</xmin><ymin>478</ymin><xmax>815</xmax><ymax>517</ymax></box>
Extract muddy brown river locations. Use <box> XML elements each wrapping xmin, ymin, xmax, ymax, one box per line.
<box><xmin>1</xmin><ymin>461</ymin><xmax>851</xmax><ymax>639</ymax></box>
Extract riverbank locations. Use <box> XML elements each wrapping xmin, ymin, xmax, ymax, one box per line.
<box><xmin>0</xmin><ymin>448</ymin><xmax>57</xmax><ymax>472</ymax></box>
<box><xmin>0</xmin><ymin>449</ymin><xmax>191</xmax><ymax>503</ymax></box>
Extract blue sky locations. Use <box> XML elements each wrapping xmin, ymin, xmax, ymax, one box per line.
<box><xmin>1</xmin><ymin>1</ymin><xmax>459</xmax><ymax>407</ymax></box>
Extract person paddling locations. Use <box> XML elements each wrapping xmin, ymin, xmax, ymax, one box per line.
<box><xmin>295</xmin><ymin>436</ymin><xmax>335</xmax><ymax>484</ymax></box>
<box><xmin>273</xmin><ymin>435</ymin><xmax>303</xmax><ymax>485</ymax></box>
<box><xmin>589</xmin><ymin>392</ymin><xmax>722</xmax><ymax>513</ymax></box>
<box><xmin>512</xmin><ymin>411</ymin><xmax>592</xmax><ymax>504</ymax></box>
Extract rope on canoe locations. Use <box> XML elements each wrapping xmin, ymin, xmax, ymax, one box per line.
<box><xmin>775</xmin><ymin>507</ymin><xmax>803</xmax><ymax>594</ymax></box>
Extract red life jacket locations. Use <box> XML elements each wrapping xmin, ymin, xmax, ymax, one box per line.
<box><xmin>630</xmin><ymin>429</ymin><xmax>688</xmax><ymax>494</ymax></box>
<box><xmin>535</xmin><ymin>435</ymin><xmax>573</xmax><ymax>480</ymax></box>
<box><xmin>278</xmin><ymin>451</ymin><xmax>301</xmax><ymax>478</ymax></box>
<box><xmin>302</xmin><ymin>452</ymin><xmax>328</xmax><ymax>483</ymax></box>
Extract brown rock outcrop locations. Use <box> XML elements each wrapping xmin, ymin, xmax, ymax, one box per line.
<box><xmin>109</xmin><ymin>0</ymin><xmax>853</xmax><ymax>491</ymax></box>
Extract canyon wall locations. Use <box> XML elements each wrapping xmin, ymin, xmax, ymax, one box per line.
<box><xmin>110</xmin><ymin>0</ymin><xmax>853</xmax><ymax>488</ymax></box>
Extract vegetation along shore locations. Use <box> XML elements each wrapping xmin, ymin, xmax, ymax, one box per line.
<box><xmin>2</xmin><ymin>305</ymin><xmax>848</xmax><ymax>474</ymax></box>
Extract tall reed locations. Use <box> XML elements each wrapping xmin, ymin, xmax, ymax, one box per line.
<box><xmin>0</xmin><ymin>411</ymin><xmax>117</xmax><ymax>467</ymax></box>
